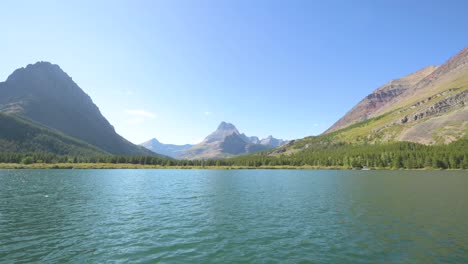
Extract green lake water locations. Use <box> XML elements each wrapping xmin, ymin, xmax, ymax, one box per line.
<box><xmin>0</xmin><ymin>169</ymin><xmax>467</xmax><ymax>263</ymax></box>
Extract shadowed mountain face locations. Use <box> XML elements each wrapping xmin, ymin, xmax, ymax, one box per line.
<box><xmin>0</xmin><ymin>112</ymin><xmax>107</xmax><ymax>156</ymax></box>
<box><xmin>179</xmin><ymin>122</ymin><xmax>288</xmax><ymax>159</ymax></box>
<box><xmin>140</xmin><ymin>138</ymin><xmax>192</xmax><ymax>159</ymax></box>
<box><xmin>0</xmin><ymin>62</ymin><xmax>154</xmax><ymax>155</ymax></box>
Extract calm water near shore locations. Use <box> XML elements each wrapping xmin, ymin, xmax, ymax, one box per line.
<box><xmin>0</xmin><ymin>169</ymin><xmax>467</xmax><ymax>263</ymax></box>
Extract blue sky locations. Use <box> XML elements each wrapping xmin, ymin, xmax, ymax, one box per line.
<box><xmin>1</xmin><ymin>0</ymin><xmax>467</xmax><ymax>144</ymax></box>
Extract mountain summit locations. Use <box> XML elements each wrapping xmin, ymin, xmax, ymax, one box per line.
<box><xmin>180</xmin><ymin>122</ymin><xmax>288</xmax><ymax>159</ymax></box>
<box><xmin>204</xmin><ymin>122</ymin><xmax>240</xmax><ymax>143</ymax></box>
<box><xmin>0</xmin><ymin>62</ymin><xmax>154</xmax><ymax>155</ymax></box>
<box><xmin>217</xmin><ymin>121</ymin><xmax>237</xmax><ymax>131</ymax></box>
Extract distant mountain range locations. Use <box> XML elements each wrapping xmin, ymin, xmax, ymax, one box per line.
<box><xmin>271</xmin><ymin>47</ymin><xmax>468</xmax><ymax>156</ymax></box>
<box><xmin>0</xmin><ymin>47</ymin><xmax>466</xmax><ymax>161</ymax></box>
<box><xmin>140</xmin><ymin>138</ymin><xmax>193</xmax><ymax>159</ymax></box>
<box><xmin>0</xmin><ymin>62</ymin><xmax>156</xmax><ymax>156</ymax></box>
<box><xmin>141</xmin><ymin>122</ymin><xmax>288</xmax><ymax>159</ymax></box>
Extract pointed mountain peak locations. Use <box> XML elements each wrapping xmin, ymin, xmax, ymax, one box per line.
<box><xmin>217</xmin><ymin>121</ymin><xmax>237</xmax><ymax>131</ymax></box>
<box><xmin>149</xmin><ymin>138</ymin><xmax>161</xmax><ymax>144</ymax></box>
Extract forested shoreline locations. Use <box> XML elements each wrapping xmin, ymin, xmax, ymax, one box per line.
<box><xmin>1</xmin><ymin>138</ymin><xmax>466</xmax><ymax>170</ymax></box>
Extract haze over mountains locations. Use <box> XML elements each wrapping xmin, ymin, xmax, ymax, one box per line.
<box><xmin>140</xmin><ymin>138</ymin><xmax>192</xmax><ymax>159</ymax></box>
<box><xmin>141</xmin><ymin>122</ymin><xmax>288</xmax><ymax>159</ymax></box>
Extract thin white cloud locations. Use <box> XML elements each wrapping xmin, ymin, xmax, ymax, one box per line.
<box><xmin>190</xmin><ymin>137</ymin><xmax>204</xmax><ymax>144</ymax></box>
<box><xmin>204</xmin><ymin>111</ymin><xmax>212</xmax><ymax>116</ymax></box>
<box><xmin>124</xmin><ymin>109</ymin><xmax>157</xmax><ymax>119</ymax></box>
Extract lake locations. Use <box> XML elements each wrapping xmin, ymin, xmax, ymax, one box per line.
<box><xmin>0</xmin><ymin>169</ymin><xmax>467</xmax><ymax>263</ymax></box>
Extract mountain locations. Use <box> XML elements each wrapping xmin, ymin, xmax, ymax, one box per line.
<box><xmin>324</xmin><ymin>66</ymin><xmax>438</xmax><ymax>133</ymax></box>
<box><xmin>260</xmin><ymin>135</ymin><xmax>288</xmax><ymax>147</ymax></box>
<box><xmin>0</xmin><ymin>112</ymin><xmax>107</xmax><ymax>156</ymax></box>
<box><xmin>180</xmin><ymin>122</ymin><xmax>288</xmax><ymax>159</ymax></box>
<box><xmin>0</xmin><ymin>62</ymin><xmax>155</xmax><ymax>156</ymax></box>
<box><xmin>273</xmin><ymin>47</ymin><xmax>468</xmax><ymax>156</ymax></box>
<box><xmin>140</xmin><ymin>138</ymin><xmax>192</xmax><ymax>158</ymax></box>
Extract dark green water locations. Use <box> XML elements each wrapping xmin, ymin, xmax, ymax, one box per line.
<box><xmin>0</xmin><ymin>170</ymin><xmax>467</xmax><ymax>263</ymax></box>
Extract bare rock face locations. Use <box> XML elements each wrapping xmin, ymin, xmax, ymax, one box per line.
<box><xmin>400</xmin><ymin>90</ymin><xmax>467</xmax><ymax>124</ymax></box>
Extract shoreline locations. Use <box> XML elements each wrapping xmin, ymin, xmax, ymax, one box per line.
<box><xmin>0</xmin><ymin>163</ymin><xmax>460</xmax><ymax>170</ymax></box>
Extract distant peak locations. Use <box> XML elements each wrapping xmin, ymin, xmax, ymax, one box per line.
<box><xmin>217</xmin><ymin>121</ymin><xmax>237</xmax><ymax>131</ymax></box>
<box><xmin>149</xmin><ymin>138</ymin><xmax>161</xmax><ymax>144</ymax></box>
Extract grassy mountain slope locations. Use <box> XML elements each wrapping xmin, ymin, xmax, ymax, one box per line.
<box><xmin>0</xmin><ymin>113</ymin><xmax>107</xmax><ymax>156</ymax></box>
<box><xmin>321</xmin><ymin>47</ymin><xmax>468</xmax><ymax>146</ymax></box>
<box><xmin>264</xmin><ymin>47</ymin><xmax>468</xmax><ymax>160</ymax></box>
<box><xmin>325</xmin><ymin>66</ymin><xmax>438</xmax><ymax>133</ymax></box>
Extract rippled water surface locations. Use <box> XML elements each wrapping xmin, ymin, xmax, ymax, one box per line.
<box><xmin>0</xmin><ymin>170</ymin><xmax>467</xmax><ymax>263</ymax></box>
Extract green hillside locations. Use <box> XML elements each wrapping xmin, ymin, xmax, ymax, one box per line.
<box><xmin>0</xmin><ymin>113</ymin><xmax>108</xmax><ymax>156</ymax></box>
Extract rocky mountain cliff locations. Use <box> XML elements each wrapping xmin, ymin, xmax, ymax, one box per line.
<box><xmin>180</xmin><ymin>122</ymin><xmax>288</xmax><ymax>159</ymax></box>
<box><xmin>140</xmin><ymin>138</ymin><xmax>192</xmax><ymax>159</ymax></box>
<box><xmin>0</xmin><ymin>62</ymin><xmax>155</xmax><ymax>155</ymax></box>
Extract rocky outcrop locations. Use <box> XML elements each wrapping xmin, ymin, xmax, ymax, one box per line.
<box><xmin>400</xmin><ymin>90</ymin><xmax>467</xmax><ymax>124</ymax></box>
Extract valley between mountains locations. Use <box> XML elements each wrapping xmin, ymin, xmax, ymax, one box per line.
<box><xmin>0</xmin><ymin>47</ymin><xmax>467</xmax><ymax>168</ymax></box>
